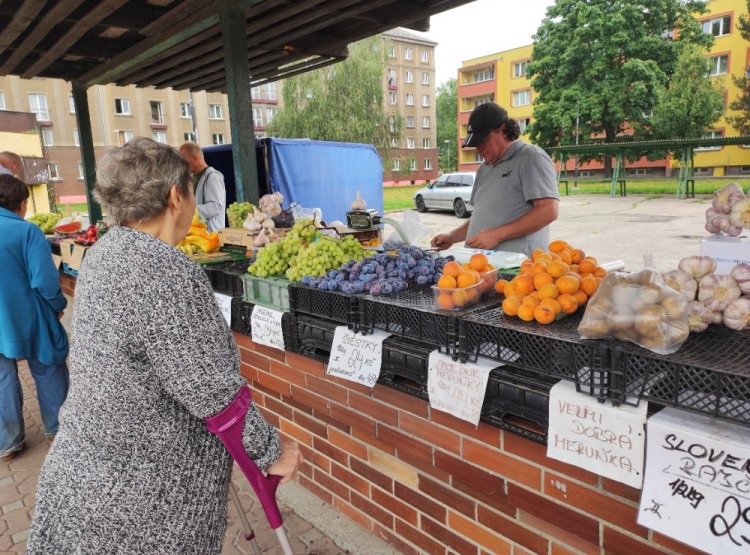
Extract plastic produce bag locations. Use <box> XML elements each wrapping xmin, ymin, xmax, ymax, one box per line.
<box><xmin>290</xmin><ymin>203</ymin><xmax>322</xmax><ymax>224</ymax></box>
<box><xmin>578</xmin><ymin>269</ymin><xmax>690</xmax><ymax>355</ymax></box>
<box><xmin>384</xmin><ymin>210</ymin><xmax>433</xmax><ymax>246</ymax></box>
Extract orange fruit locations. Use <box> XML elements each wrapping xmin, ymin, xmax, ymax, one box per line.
<box><xmin>501</xmin><ymin>296</ymin><xmax>521</xmax><ymax>316</ymax></box>
<box><xmin>556</xmin><ymin>275</ymin><xmax>580</xmax><ymax>295</ymax></box>
<box><xmin>531</xmin><ymin>249</ymin><xmax>546</xmax><ymax>262</ymax></box>
<box><xmin>437</xmin><ymin>275</ymin><xmax>457</xmax><ymax>289</ymax></box>
<box><xmin>559</xmin><ymin>250</ymin><xmax>573</xmax><ymax>265</ymax></box>
<box><xmin>443</xmin><ymin>260</ymin><xmax>462</xmax><ymax>278</ymax></box>
<box><xmin>466</xmin><ymin>287</ymin><xmax>481</xmax><ymax>304</ymax></box>
<box><xmin>461</xmin><ymin>263</ymin><xmax>472</xmax><ymax>270</ymax></box>
<box><xmin>485</xmin><ymin>263</ymin><xmax>495</xmax><ymax>270</ymax></box>
<box><xmin>437</xmin><ymin>292</ymin><xmax>454</xmax><ymax>310</ymax></box>
<box><xmin>537</xmin><ymin>283</ymin><xmax>560</xmax><ymax>299</ymax></box>
<box><xmin>572</xmin><ymin>289</ymin><xmax>588</xmax><ymax>307</ymax></box>
<box><xmin>579</xmin><ymin>258</ymin><xmax>597</xmax><ymax>274</ymax></box>
<box><xmin>520</xmin><ymin>260</ymin><xmax>534</xmax><ymax>274</ymax></box>
<box><xmin>536</xmin><ymin>253</ymin><xmax>553</xmax><ymax>264</ymax></box>
<box><xmin>530</xmin><ymin>261</ymin><xmax>548</xmax><ymax>275</ymax></box>
<box><xmin>514</xmin><ymin>275</ymin><xmax>535</xmax><ymax>296</ymax></box>
<box><xmin>534</xmin><ymin>304</ymin><xmax>556</xmax><ymax>325</ymax></box>
<box><xmin>569</xmin><ymin>264</ymin><xmax>580</xmax><ymax>274</ymax></box>
<box><xmin>522</xmin><ymin>294</ymin><xmax>541</xmax><ymax>306</ymax></box>
<box><xmin>457</xmin><ymin>271</ymin><xmax>478</xmax><ymax>288</ymax></box>
<box><xmin>503</xmin><ymin>280</ymin><xmax>516</xmax><ymax>298</ymax></box>
<box><xmin>579</xmin><ymin>275</ymin><xmax>598</xmax><ymax>297</ymax></box>
<box><xmin>517</xmin><ymin>303</ymin><xmax>536</xmax><ymax>322</ymax></box>
<box><xmin>495</xmin><ymin>279</ymin><xmax>508</xmax><ymax>295</ymax></box>
<box><xmin>557</xmin><ymin>293</ymin><xmax>579</xmax><ymax>315</ymax></box>
<box><xmin>452</xmin><ymin>288</ymin><xmax>469</xmax><ymax>307</ymax></box>
<box><xmin>469</xmin><ymin>253</ymin><xmax>489</xmax><ymax>272</ymax></box>
<box><xmin>533</xmin><ymin>272</ymin><xmax>554</xmax><ymax>291</ymax></box>
<box><xmin>540</xmin><ymin>297</ymin><xmax>562</xmax><ymax>315</ymax></box>
<box><xmin>548</xmin><ymin>240</ymin><xmax>569</xmax><ymax>253</ymax></box>
<box><xmin>570</xmin><ymin>249</ymin><xmax>586</xmax><ymax>264</ymax></box>
<box><xmin>546</xmin><ymin>260</ymin><xmax>570</xmax><ymax>278</ymax></box>
<box><xmin>593</xmin><ymin>266</ymin><xmax>608</xmax><ymax>278</ymax></box>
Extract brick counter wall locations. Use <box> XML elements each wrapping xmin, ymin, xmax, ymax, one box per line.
<box><xmin>234</xmin><ymin>331</ymin><xmax>704</xmax><ymax>555</ymax></box>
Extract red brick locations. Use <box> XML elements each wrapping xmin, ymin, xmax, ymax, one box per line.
<box><xmin>503</xmin><ymin>432</ymin><xmax>598</xmax><ymax>486</ymax></box>
<box><xmin>520</xmin><ymin>512</ymin><xmax>600</xmax><ymax>555</ymax></box>
<box><xmin>651</xmin><ymin>531</ymin><xmax>707</xmax><ymax>555</ymax></box>
<box><xmin>313</xmin><ymin>467</ymin><xmax>351</xmax><ymax>502</ymax></box>
<box><xmin>434</xmin><ymin>450</ymin><xmax>505</xmax><ymax>498</ymax></box>
<box><xmin>351</xmin><ymin>457</ymin><xmax>394</xmax><ymax>493</ymax></box>
<box><xmin>254</xmin><ymin>368</ymin><xmax>291</xmax><ymax>397</ymax></box>
<box><xmin>312</xmin><ymin>436</ymin><xmax>349</xmax><ymax>466</ymax></box>
<box><xmin>239</xmin><ymin>348</ymin><xmax>270</xmax><ymax>372</ymax></box>
<box><xmin>329</xmin><ymin>427</ymin><xmax>368</xmax><ymax>460</ymax></box>
<box><xmin>377</xmin><ymin>424</ymin><xmax>433</xmax><ymax>463</ymax></box>
<box><xmin>508</xmin><ymin>483</ymin><xmax>599</xmax><ymax>545</ymax></box>
<box><xmin>352</xmin><ymin>426</ymin><xmax>396</xmax><ymax>454</ymax></box>
<box><xmin>395</xmin><ymin>481</ymin><xmax>447</xmax><ymax>523</ymax></box>
<box><xmin>269</xmin><ymin>359</ymin><xmax>307</xmax><ymax>387</ymax></box>
<box><xmin>602</xmin><ymin>527</ymin><xmax>676</xmax><ymax>555</ymax></box>
<box><xmin>512</xmin><ymin>548</ymin><xmax>535</xmax><ymax>555</ymax></box>
<box><xmin>431</xmin><ymin>410</ymin><xmax>501</xmax><ymax>447</ymax></box>
<box><xmin>349</xmin><ymin>391</ymin><xmax>399</xmax><ymax>426</ymax></box>
<box><xmin>309</xmin><ymin>448</ymin><xmax>331</xmax><ymax>473</ymax></box>
<box><xmin>371</xmin><ymin>486</ymin><xmax>419</xmax><ymax>526</ymax></box>
<box><xmin>372</xmin><ymin>522</ymin><xmax>422</xmax><ymax>555</ymax></box>
<box><xmin>262</xmin><ymin>395</ymin><xmax>294</xmax><ymax>421</ymax></box>
<box><xmin>299</xmin><ymin>473</ymin><xmax>333</xmax><ymax>505</ymax></box>
<box><xmin>449</xmin><ymin>511</ymin><xmax>512</xmax><ymax>555</ymax></box>
<box><xmin>400</xmin><ymin>411</ymin><xmax>461</xmax><ymax>454</ymax></box>
<box><xmin>602</xmin><ymin>477</ymin><xmax>641</xmax><ymax>503</ymax></box>
<box><xmin>351</xmin><ymin>490</ymin><xmax>394</xmax><ymax>528</ymax></box>
<box><xmin>332</xmin><ymin>462</ymin><xmax>370</xmax><ymax>497</ymax></box>
<box><xmin>253</xmin><ymin>342</ymin><xmax>286</xmax><ymax>361</ymax></box>
<box><xmin>421</xmin><ymin>514</ymin><xmax>478</xmax><ymax>555</ymax></box>
<box><xmin>419</xmin><ymin>475</ymin><xmax>476</xmax><ymax>520</ymax></box>
<box><xmin>285</xmin><ymin>351</ymin><xmax>326</xmax><ymax>377</ymax></box>
<box><xmin>330</xmin><ymin>404</ymin><xmax>376</xmax><ymax>436</ymax></box>
<box><xmin>544</xmin><ymin>472</ymin><xmax>647</xmax><ymax>538</ymax></box>
<box><xmin>451</xmin><ymin>477</ymin><xmax>515</xmax><ymax>518</ymax></box>
<box><xmin>313</xmin><ymin>410</ymin><xmax>349</xmax><ymax>432</ymax></box>
<box><xmin>279</xmin><ymin>419</ymin><xmax>313</xmax><ymax>446</ymax></box>
<box><xmin>476</xmin><ymin>505</ymin><xmax>549</xmax><ymax>554</ymax></box>
<box><xmin>233</xmin><ymin>331</ymin><xmax>254</xmax><ymax>350</ymax></box>
<box><xmin>551</xmin><ymin>543</ymin><xmax>580</xmax><ymax>555</ymax></box>
<box><xmin>373</xmin><ymin>384</ymin><xmax>430</xmax><ymax>418</ymax></box>
<box><xmin>463</xmin><ymin>439</ymin><xmax>541</xmax><ymax>489</ymax></box>
<box><xmin>332</xmin><ymin>497</ymin><xmax>375</xmax><ymax>534</ymax></box>
<box><xmin>306</xmin><ymin>374</ymin><xmax>349</xmax><ymax>406</ymax></box>
<box><xmin>395</xmin><ymin>517</ymin><xmax>447</xmax><ymax>555</ymax></box>
<box><xmin>239</xmin><ymin>362</ymin><xmax>258</xmax><ymax>383</ymax></box>
<box><xmin>329</xmin><ymin>374</ymin><xmax>373</xmax><ymax>396</ymax></box>
<box><xmin>293</xmin><ymin>410</ymin><xmax>328</xmax><ymax>439</ymax></box>
<box><xmin>289</xmin><ymin>384</ymin><xmax>329</xmax><ymax>416</ymax></box>
<box><xmin>256</xmin><ymin>404</ymin><xmax>279</xmax><ymax>428</ymax></box>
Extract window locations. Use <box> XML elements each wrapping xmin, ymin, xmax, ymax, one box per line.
<box><xmin>251</xmin><ymin>87</ymin><xmax>261</xmax><ymax>100</ymax></box>
<box><xmin>68</xmin><ymin>95</ymin><xmax>75</xmax><ymax>113</ymax></box>
<box><xmin>406</xmin><ymin>115</ymin><xmax>415</xmax><ymax>128</ymax></box>
<box><xmin>473</xmin><ymin>151</ymin><xmax>484</xmax><ymax>162</ymax></box>
<box><xmin>703</xmin><ymin>15</ymin><xmax>732</xmax><ymax>37</ymax></box>
<box><xmin>78</xmin><ymin>162</ymin><xmax>84</xmax><ymax>180</ymax></box>
<box><xmin>513</xmin><ymin>61</ymin><xmax>528</xmax><ymax>78</ymax></box>
<box><xmin>421</xmin><ymin>72</ymin><xmax>429</xmax><ymax>85</ymax></box>
<box><xmin>409</xmin><ymin>159</ymin><xmax>416</xmax><ymax>171</ymax></box>
<box><xmin>266</xmin><ymin>107</ymin><xmax>276</xmax><ymax>124</ymax></box>
<box><xmin>29</xmin><ymin>93</ymin><xmax>49</xmax><ymax>120</ymax></box>
<box><xmin>407</xmin><ymin>137</ymin><xmax>415</xmax><ymax>149</ymax></box>
<box><xmin>422</xmin><ymin>138</ymin><xmax>430</xmax><ymax>148</ymax></box>
<box><xmin>73</xmin><ymin>128</ymin><xmax>80</xmax><ymax>147</ymax></box>
<box><xmin>421</xmin><ymin>50</ymin><xmax>428</xmax><ymax>63</ymax></box>
<box><xmin>422</xmin><ymin>116</ymin><xmax>430</xmax><ymax>128</ymax></box>
<box><xmin>114</xmin><ymin>97</ymin><xmax>131</xmax><ymax>115</ymax></box>
<box><xmin>405</xmin><ymin>47</ymin><xmax>412</xmax><ymax>61</ymax></box>
<box><xmin>183</xmin><ymin>132</ymin><xmax>196</xmax><ymax>142</ymax></box>
<box><xmin>512</xmin><ymin>89</ymin><xmax>531</xmax><ymax>107</ymax></box>
<box><xmin>422</xmin><ymin>94</ymin><xmax>429</xmax><ymax>107</ymax></box>
<box><xmin>389</xmin><ymin>116</ymin><xmax>397</xmax><ymax>133</ymax></box>
<box><xmin>515</xmin><ymin>118</ymin><xmax>531</xmax><ymax>133</ymax></box>
<box><xmin>390</xmin><ymin>137</ymin><xmax>398</xmax><ymax>147</ymax></box>
<box><xmin>209</xmin><ymin>104</ymin><xmax>223</xmax><ymax>119</ymax></box>
<box><xmin>405</xmin><ymin>70</ymin><xmax>413</xmax><ymax>83</ymax></box>
<box><xmin>388</xmin><ymin>68</ymin><xmax>397</xmax><ymax>80</ymax></box>
<box><xmin>212</xmin><ymin>133</ymin><xmax>225</xmax><ymax>145</ymax></box>
<box><xmin>253</xmin><ymin>106</ymin><xmax>263</xmax><ymax>123</ymax></box>
<box><xmin>180</xmin><ymin>102</ymin><xmax>191</xmax><ymax>118</ymax></box>
<box><xmin>152</xmin><ymin>131</ymin><xmax>167</xmax><ymax>143</ymax></box>
<box><xmin>389</xmin><ymin>91</ymin><xmax>397</xmax><ymax>105</ymax></box>
<box><xmin>149</xmin><ymin>101</ymin><xmax>164</xmax><ymax>125</ymax></box>
<box><xmin>696</xmin><ymin>130</ymin><xmax>723</xmax><ymax>151</ymax></box>
<box><xmin>392</xmin><ymin>158</ymin><xmax>400</xmax><ymax>171</ymax></box>
<box><xmin>406</xmin><ymin>93</ymin><xmax>414</xmax><ymax>106</ymax></box>
<box><xmin>41</xmin><ymin>128</ymin><xmax>53</xmax><ymax>146</ymax></box>
<box><xmin>387</xmin><ymin>45</ymin><xmax>395</xmax><ymax>58</ymax></box>
<box><xmin>472</xmin><ymin>67</ymin><xmax>494</xmax><ymax>83</ymax></box>
<box><xmin>48</xmin><ymin>162</ymin><xmax>60</xmax><ymax>180</ymax></box>
<box><xmin>263</xmin><ymin>83</ymin><xmax>276</xmax><ymax>101</ymax></box>
<box><xmin>424</xmin><ymin>158</ymin><xmax>432</xmax><ymax>170</ymax></box>
<box><xmin>116</xmin><ymin>130</ymin><xmax>134</xmax><ymax>146</ymax></box>
<box><xmin>708</xmin><ymin>55</ymin><xmax>728</xmax><ymax>76</ymax></box>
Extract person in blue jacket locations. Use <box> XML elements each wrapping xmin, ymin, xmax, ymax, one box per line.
<box><xmin>0</xmin><ymin>174</ymin><xmax>69</xmax><ymax>462</ymax></box>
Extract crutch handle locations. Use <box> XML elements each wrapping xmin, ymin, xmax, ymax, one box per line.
<box><xmin>205</xmin><ymin>386</ymin><xmax>284</xmax><ymax>529</ymax></box>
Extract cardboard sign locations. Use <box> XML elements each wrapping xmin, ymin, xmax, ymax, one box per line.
<box><xmin>427</xmin><ymin>351</ymin><xmax>494</xmax><ymax>425</ymax></box>
<box><xmin>213</xmin><ymin>292</ymin><xmax>232</xmax><ymax>326</ymax></box>
<box><xmin>700</xmin><ymin>235</ymin><xmax>750</xmax><ymax>275</ymax></box>
<box><xmin>250</xmin><ymin>305</ymin><xmax>285</xmax><ymax>351</ymax></box>
<box><xmin>547</xmin><ymin>381</ymin><xmax>647</xmax><ymax>488</ymax></box>
<box><xmin>51</xmin><ymin>253</ymin><xmax>62</xmax><ymax>269</ymax></box>
<box><xmin>68</xmin><ymin>244</ymin><xmax>87</xmax><ymax>270</ymax></box>
<box><xmin>638</xmin><ymin>408</ymin><xmax>750</xmax><ymax>553</ymax></box>
<box><xmin>327</xmin><ymin>326</ymin><xmax>389</xmax><ymax>387</ymax></box>
<box><xmin>60</xmin><ymin>238</ymin><xmax>75</xmax><ymax>264</ymax></box>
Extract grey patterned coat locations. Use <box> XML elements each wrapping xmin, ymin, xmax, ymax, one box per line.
<box><xmin>27</xmin><ymin>226</ymin><xmax>281</xmax><ymax>554</ymax></box>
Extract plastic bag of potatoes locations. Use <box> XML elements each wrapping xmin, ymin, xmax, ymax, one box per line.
<box><xmin>578</xmin><ymin>269</ymin><xmax>690</xmax><ymax>355</ymax></box>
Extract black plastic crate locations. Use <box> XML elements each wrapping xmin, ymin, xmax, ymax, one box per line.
<box><xmin>462</xmin><ymin>308</ymin><xmax>609</xmax><ymax>395</ymax></box>
<box><xmin>231</xmin><ymin>298</ymin><xmax>293</xmax><ymax>350</ymax></box>
<box><xmin>377</xmin><ymin>336</ymin><xmax>435</xmax><ymax>401</ymax></box>
<box><xmin>211</xmin><ymin>261</ymin><xmax>251</xmax><ymax>296</ymax></box>
<box><xmin>608</xmin><ymin>326</ymin><xmax>750</xmax><ymax>426</ymax></box>
<box><xmin>289</xmin><ymin>284</ymin><xmax>358</xmax><ymax>326</ymax></box>
<box><xmin>289</xmin><ymin>314</ymin><xmax>338</xmax><ymax>364</ymax></box>
<box><xmin>480</xmin><ymin>367</ymin><xmax>559</xmax><ymax>444</ymax></box>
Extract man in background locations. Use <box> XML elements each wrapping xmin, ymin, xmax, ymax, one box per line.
<box><xmin>0</xmin><ymin>151</ymin><xmax>26</xmax><ymax>181</ymax></box>
<box><xmin>178</xmin><ymin>142</ymin><xmax>226</xmax><ymax>231</ymax></box>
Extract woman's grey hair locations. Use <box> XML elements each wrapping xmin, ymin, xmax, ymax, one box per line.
<box><xmin>94</xmin><ymin>137</ymin><xmax>191</xmax><ymax>226</ymax></box>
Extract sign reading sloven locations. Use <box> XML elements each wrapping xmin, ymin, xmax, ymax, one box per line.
<box><xmin>250</xmin><ymin>305</ymin><xmax>285</xmax><ymax>351</ymax></box>
<box><xmin>638</xmin><ymin>407</ymin><xmax>750</xmax><ymax>553</ymax></box>
<box><xmin>327</xmin><ymin>326</ymin><xmax>389</xmax><ymax>387</ymax></box>
<box><xmin>547</xmin><ymin>380</ymin><xmax>647</xmax><ymax>488</ymax></box>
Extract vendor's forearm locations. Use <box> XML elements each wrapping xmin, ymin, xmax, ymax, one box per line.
<box><xmin>449</xmin><ymin>221</ymin><xmax>470</xmax><ymax>243</ymax></box>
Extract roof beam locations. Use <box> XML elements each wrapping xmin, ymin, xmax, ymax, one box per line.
<box><xmin>0</xmin><ymin>0</ymin><xmax>47</xmax><ymax>52</ymax></box>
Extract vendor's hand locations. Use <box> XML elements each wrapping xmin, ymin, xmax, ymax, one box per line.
<box><xmin>430</xmin><ymin>233</ymin><xmax>454</xmax><ymax>250</ymax></box>
<box><xmin>266</xmin><ymin>442</ymin><xmax>303</xmax><ymax>484</ymax></box>
<box><xmin>464</xmin><ymin>228</ymin><xmax>501</xmax><ymax>250</ymax></box>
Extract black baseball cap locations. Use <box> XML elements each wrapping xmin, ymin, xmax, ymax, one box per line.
<box><xmin>463</xmin><ymin>103</ymin><xmax>508</xmax><ymax>148</ymax></box>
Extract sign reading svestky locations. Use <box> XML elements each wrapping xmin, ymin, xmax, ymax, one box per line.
<box><xmin>427</xmin><ymin>351</ymin><xmax>494</xmax><ymax>425</ymax></box>
<box><xmin>327</xmin><ymin>326</ymin><xmax>389</xmax><ymax>387</ymax></box>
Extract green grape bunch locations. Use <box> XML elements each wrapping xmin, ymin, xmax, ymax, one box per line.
<box><xmin>226</xmin><ymin>201</ymin><xmax>256</xmax><ymax>228</ymax></box>
<box><xmin>28</xmin><ymin>212</ymin><xmax>62</xmax><ymax>234</ymax></box>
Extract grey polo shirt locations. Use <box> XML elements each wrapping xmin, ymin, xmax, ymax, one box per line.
<box><xmin>467</xmin><ymin>140</ymin><xmax>558</xmax><ymax>256</ymax></box>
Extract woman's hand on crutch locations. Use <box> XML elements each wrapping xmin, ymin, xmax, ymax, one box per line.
<box><xmin>266</xmin><ymin>442</ymin><xmax>303</xmax><ymax>483</ymax></box>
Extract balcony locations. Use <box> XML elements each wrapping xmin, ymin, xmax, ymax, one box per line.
<box><xmin>150</xmin><ymin>114</ymin><xmax>166</xmax><ymax>129</ymax></box>
<box><xmin>388</xmin><ymin>78</ymin><xmax>397</xmax><ymax>90</ymax></box>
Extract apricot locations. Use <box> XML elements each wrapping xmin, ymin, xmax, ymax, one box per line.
<box><xmin>537</xmin><ymin>283</ymin><xmax>560</xmax><ymax>300</ymax></box>
<box><xmin>533</xmin><ymin>272</ymin><xmax>554</xmax><ymax>291</ymax></box>
<box><xmin>517</xmin><ymin>302</ymin><xmax>536</xmax><ymax>322</ymax></box>
<box><xmin>442</xmin><ymin>260</ymin><xmax>461</xmax><ymax>278</ymax></box>
<box><xmin>579</xmin><ymin>275</ymin><xmax>598</xmax><ymax>297</ymax></box>
<box><xmin>457</xmin><ymin>271</ymin><xmax>478</xmax><ymax>288</ymax></box>
<box><xmin>548</xmin><ymin>240</ymin><xmax>569</xmax><ymax>254</ymax></box>
<box><xmin>534</xmin><ymin>304</ymin><xmax>556</xmax><ymax>325</ymax></box>
<box><xmin>546</xmin><ymin>260</ymin><xmax>570</xmax><ymax>279</ymax></box>
<box><xmin>436</xmin><ymin>292</ymin><xmax>454</xmax><ymax>310</ymax></box>
<box><xmin>556</xmin><ymin>275</ymin><xmax>580</xmax><ymax>295</ymax></box>
<box><xmin>469</xmin><ymin>253</ymin><xmax>489</xmax><ymax>272</ymax></box>
<box><xmin>495</xmin><ymin>279</ymin><xmax>509</xmax><ymax>295</ymax></box>
<box><xmin>557</xmin><ymin>293</ymin><xmax>579</xmax><ymax>315</ymax></box>
<box><xmin>501</xmin><ymin>296</ymin><xmax>521</xmax><ymax>316</ymax></box>
<box><xmin>540</xmin><ymin>297</ymin><xmax>562</xmax><ymax>315</ymax></box>
<box><xmin>437</xmin><ymin>274</ymin><xmax>457</xmax><ymax>289</ymax></box>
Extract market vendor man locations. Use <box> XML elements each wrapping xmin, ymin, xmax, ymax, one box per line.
<box><xmin>431</xmin><ymin>102</ymin><xmax>559</xmax><ymax>256</ymax></box>
<box><xmin>179</xmin><ymin>142</ymin><xmax>226</xmax><ymax>232</ymax></box>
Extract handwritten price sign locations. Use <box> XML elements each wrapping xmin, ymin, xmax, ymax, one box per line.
<box><xmin>427</xmin><ymin>351</ymin><xmax>495</xmax><ymax>426</ymax></box>
<box><xmin>327</xmin><ymin>327</ymin><xmax>390</xmax><ymax>387</ymax></box>
<box><xmin>547</xmin><ymin>381</ymin><xmax>647</xmax><ymax>488</ymax></box>
<box><xmin>638</xmin><ymin>408</ymin><xmax>750</xmax><ymax>553</ymax></box>
<box><xmin>250</xmin><ymin>305</ymin><xmax>285</xmax><ymax>351</ymax></box>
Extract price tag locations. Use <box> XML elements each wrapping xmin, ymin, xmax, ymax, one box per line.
<box><xmin>327</xmin><ymin>326</ymin><xmax>389</xmax><ymax>387</ymax></box>
<box><xmin>51</xmin><ymin>253</ymin><xmax>62</xmax><ymax>269</ymax></box>
<box><xmin>547</xmin><ymin>380</ymin><xmax>646</xmax><ymax>488</ymax></box>
<box><xmin>427</xmin><ymin>351</ymin><xmax>494</xmax><ymax>425</ymax></box>
<box><xmin>251</xmin><ymin>305</ymin><xmax>285</xmax><ymax>351</ymax></box>
<box><xmin>637</xmin><ymin>408</ymin><xmax>750</xmax><ymax>554</ymax></box>
<box><xmin>213</xmin><ymin>292</ymin><xmax>232</xmax><ymax>326</ymax></box>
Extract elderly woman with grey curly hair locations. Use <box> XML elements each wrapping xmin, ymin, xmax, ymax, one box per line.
<box><xmin>28</xmin><ymin>137</ymin><xmax>302</xmax><ymax>554</ymax></box>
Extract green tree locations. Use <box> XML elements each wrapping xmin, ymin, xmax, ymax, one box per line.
<box><xmin>528</xmin><ymin>0</ymin><xmax>712</xmax><ymax>172</ymax></box>
<box><xmin>727</xmin><ymin>0</ymin><xmax>750</xmax><ymax>135</ymax></box>
<box><xmin>648</xmin><ymin>43</ymin><xmax>725</xmax><ymax>140</ymax></box>
<box><xmin>436</xmin><ymin>78</ymin><xmax>457</xmax><ymax>172</ymax></box>
<box><xmin>267</xmin><ymin>36</ymin><xmax>400</xmax><ymax>159</ymax></box>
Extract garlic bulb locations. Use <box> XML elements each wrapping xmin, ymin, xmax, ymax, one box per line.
<box><xmin>253</xmin><ymin>208</ymin><xmax>267</xmax><ymax>223</ymax></box>
<box><xmin>698</xmin><ymin>273</ymin><xmax>741</xmax><ymax>312</ymax></box>
<box><xmin>687</xmin><ymin>300</ymin><xmax>714</xmax><ymax>333</ymax></box>
<box><xmin>704</xmin><ymin>207</ymin><xmax>722</xmax><ymax>234</ymax></box>
<box><xmin>719</xmin><ymin>215</ymin><xmax>743</xmax><ymax>237</ymax></box>
<box><xmin>261</xmin><ymin>218</ymin><xmax>276</xmax><ymax>229</ymax></box>
<box><xmin>712</xmin><ymin>182</ymin><xmax>745</xmax><ymax>214</ymax></box>
<box><xmin>730</xmin><ymin>198</ymin><xmax>750</xmax><ymax>229</ymax></box>
<box><xmin>678</xmin><ymin>256</ymin><xmax>717</xmax><ymax>281</ymax></box>
<box><xmin>243</xmin><ymin>215</ymin><xmax>262</xmax><ymax>231</ymax></box>
<box><xmin>661</xmin><ymin>269</ymin><xmax>698</xmax><ymax>300</ymax></box>
<box><xmin>350</xmin><ymin>191</ymin><xmax>367</xmax><ymax>211</ymax></box>
<box><xmin>723</xmin><ymin>297</ymin><xmax>750</xmax><ymax>330</ymax></box>
<box><xmin>712</xmin><ymin>310</ymin><xmax>723</xmax><ymax>324</ymax></box>
<box><xmin>730</xmin><ymin>263</ymin><xmax>750</xmax><ymax>295</ymax></box>
<box><xmin>253</xmin><ymin>228</ymin><xmax>269</xmax><ymax>248</ymax></box>
<box><xmin>273</xmin><ymin>191</ymin><xmax>284</xmax><ymax>205</ymax></box>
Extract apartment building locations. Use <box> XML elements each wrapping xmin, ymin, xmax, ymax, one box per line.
<box><xmin>382</xmin><ymin>28</ymin><xmax>439</xmax><ymax>185</ymax></box>
<box><xmin>457</xmin><ymin>0</ymin><xmax>750</xmax><ymax>177</ymax></box>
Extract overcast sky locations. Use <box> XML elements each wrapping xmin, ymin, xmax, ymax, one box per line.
<box><xmin>412</xmin><ymin>0</ymin><xmax>556</xmax><ymax>86</ymax></box>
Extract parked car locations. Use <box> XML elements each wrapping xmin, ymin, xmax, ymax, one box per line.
<box><xmin>413</xmin><ymin>171</ymin><xmax>476</xmax><ymax>218</ymax></box>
